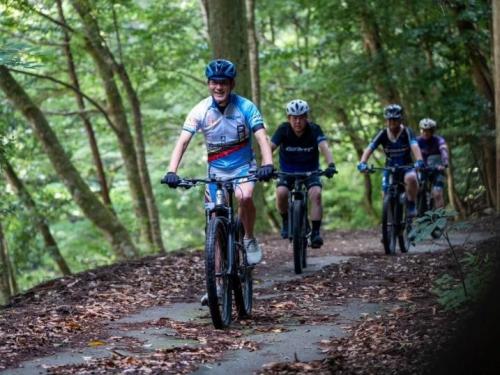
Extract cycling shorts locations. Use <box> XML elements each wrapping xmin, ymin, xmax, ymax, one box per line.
<box><xmin>276</xmin><ymin>174</ymin><xmax>322</xmax><ymax>190</ymax></box>
<box><xmin>429</xmin><ymin>171</ymin><xmax>445</xmax><ymax>190</ymax></box>
<box><xmin>205</xmin><ymin>160</ymin><xmax>257</xmax><ymax>202</ymax></box>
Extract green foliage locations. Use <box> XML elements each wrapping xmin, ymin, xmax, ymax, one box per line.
<box><xmin>432</xmin><ymin>251</ymin><xmax>493</xmax><ymax>311</ymax></box>
<box><xmin>0</xmin><ymin>0</ymin><xmax>493</xmax><ymax>292</ymax></box>
<box><xmin>409</xmin><ymin>209</ymin><xmax>457</xmax><ymax>243</ymax></box>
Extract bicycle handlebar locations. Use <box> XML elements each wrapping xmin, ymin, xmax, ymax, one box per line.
<box><xmin>162</xmin><ymin>174</ymin><xmax>259</xmax><ymax>189</ymax></box>
<box><xmin>366</xmin><ymin>165</ymin><xmax>414</xmax><ymax>174</ymax></box>
<box><xmin>273</xmin><ymin>169</ymin><xmax>337</xmax><ymax>179</ymax></box>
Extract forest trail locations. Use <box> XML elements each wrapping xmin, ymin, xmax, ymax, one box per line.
<box><xmin>0</xmin><ymin>217</ymin><xmax>498</xmax><ymax>374</ymax></box>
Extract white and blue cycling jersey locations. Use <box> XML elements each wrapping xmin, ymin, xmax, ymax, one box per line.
<box><xmin>183</xmin><ymin>94</ymin><xmax>265</xmax><ymax>170</ymax></box>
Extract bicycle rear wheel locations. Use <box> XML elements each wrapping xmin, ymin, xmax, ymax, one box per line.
<box><xmin>292</xmin><ymin>200</ymin><xmax>305</xmax><ymax>274</ymax></box>
<box><xmin>382</xmin><ymin>195</ymin><xmax>397</xmax><ymax>255</ymax></box>
<box><xmin>205</xmin><ymin>217</ymin><xmax>232</xmax><ymax>329</ymax></box>
<box><xmin>233</xmin><ymin>219</ymin><xmax>253</xmax><ymax>318</ymax></box>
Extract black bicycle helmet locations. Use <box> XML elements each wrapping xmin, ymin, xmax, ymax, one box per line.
<box><xmin>383</xmin><ymin>104</ymin><xmax>403</xmax><ymax>120</ymax></box>
<box><xmin>205</xmin><ymin>59</ymin><xmax>236</xmax><ymax>80</ymax></box>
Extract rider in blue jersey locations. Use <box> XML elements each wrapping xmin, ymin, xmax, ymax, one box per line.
<box><xmin>163</xmin><ymin>59</ymin><xmax>274</xmax><ymax>267</ymax></box>
<box><xmin>357</xmin><ymin>104</ymin><xmax>424</xmax><ymax>217</ymax></box>
<box><xmin>417</xmin><ymin>118</ymin><xmax>449</xmax><ymax>208</ymax></box>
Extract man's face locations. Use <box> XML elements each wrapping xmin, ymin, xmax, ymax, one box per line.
<box><xmin>421</xmin><ymin>129</ymin><xmax>434</xmax><ymax>139</ymax></box>
<box><xmin>288</xmin><ymin>114</ymin><xmax>308</xmax><ymax>135</ymax></box>
<box><xmin>208</xmin><ymin>79</ymin><xmax>234</xmax><ymax>106</ymax></box>
<box><xmin>386</xmin><ymin>118</ymin><xmax>401</xmax><ymax>133</ymax></box>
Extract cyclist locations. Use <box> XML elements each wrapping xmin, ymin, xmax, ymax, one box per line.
<box><xmin>417</xmin><ymin>118</ymin><xmax>449</xmax><ymax>209</ymax></box>
<box><xmin>357</xmin><ymin>104</ymin><xmax>424</xmax><ymax>218</ymax></box>
<box><xmin>162</xmin><ymin>59</ymin><xmax>274</xmax><ymax>266</ymax></box>
<box><xmin>270</xmin><ymin>99</ymin><xmax>337</xmax><ymax>248</ymax></box>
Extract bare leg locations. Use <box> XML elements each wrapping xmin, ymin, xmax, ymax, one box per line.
<box><xmin>433</xmin><ymin>188</ymin><xmax>445</xmax><ymax>208</ymax></box>
<box><xmin>308</xmin><ymin>186</ymin><xmax>322</xmax><ymax>221</ymax></box>
<box><xmin>276</xmin><ymin>186</ymin><xmax>289</xmax><ymax>215</ymax></box>
<box><xmin>404</xmin><ymin>171</ymin><xmax>418</xmax><ymax>202</ymax></box>
<box><xmin>235</xmin><ymin>182</ymin><xmax>256</xmax><ymax>239</ymax></box>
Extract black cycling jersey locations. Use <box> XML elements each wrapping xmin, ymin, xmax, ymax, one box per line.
<box><xmin>271</xmin><ymin>122</ymin><xmax>327</xmax><ymax>172</ymax></box>
<box><xmin>368</xmin><ymin>125</ymin><xmax>418</xmax><ymax>166</ymax></box>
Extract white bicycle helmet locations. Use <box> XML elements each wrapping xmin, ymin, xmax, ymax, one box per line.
<box><xmin>286</xmin><ymin>99</ymin><xmax>309</xmax><ymax>116</ymax></box>
<box><xmin>419</xmin><ymin>118</ymin><xmax>437</xmax><ymax>130</ymax></box>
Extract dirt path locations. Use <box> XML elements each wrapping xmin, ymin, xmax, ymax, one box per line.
<box><xmin>0</xmin><ymin>217</ymin><xmax>498</xmax><ymax>374</ymax></box>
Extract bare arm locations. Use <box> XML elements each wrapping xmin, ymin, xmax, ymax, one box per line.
<box><xmin>271</xmin><ymin>141</ymin><xmax>278</xmax><ymax>153</ymax></box>
<box><xmin>168</xmin><ymin>130</ymin><xmax>193</xmax><ymax>173</ymax></box>
<box><xmin>318</xmin><ymin>140</ymin><xmax>335</xmax><ymax>165</ymax></box>
<box><xmin>254</xmin><ymin>128</ymin><xmax>273</xmax><ymax>165</ymax></box>
<box><xmin>359</xmin><ymin>147</ymin><xmax>373</xmax><ymax>163</ymax></box>
<box><xmin>410</xmin><ymin>143</ymin><xmax>423</xmax><ymax>162</ymax></box>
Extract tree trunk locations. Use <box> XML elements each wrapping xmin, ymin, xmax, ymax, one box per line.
<box><xmin>359</xmin><ymin>10</ymin><xmax>401</xmax><ymax>105</ymax></box>
<box><xmin>70</xmin><ymin>0</ymin><xmax>155</xmax><ymax>249</ymax></box>
<box><xmin>245</xmin><ymin>0</ymin><xmax>261</xmax><ymax>108</ymax></box>
<box><xmin>202</xmin><ymin>0</ymin><xmax>275</xmax><ymax>232</ymax></box>
<box><xmin>0</xmin><ymin>65</ymin><xmax>138</xmax><ymax>259</ymax></box>
<box><xmin>204</xmin><ymin>0</ymin><xmax>251</xmax><ymax>98</ymax></box>
<box><xmin>446</xmin><ymin>0</ymin><xmax>496</xmax><ymax>207</ymax></box>
<box><xmin>336</xmin><ymin>108</ymin><xmax>376</xmax><ymax>217</ymax></box>
<box><xmin>56</xmin><ymin>0</ymin><xmax>112</xmax><ymax>209</ymax></box>
<box><xmin>2</xmin><ymin>157</ymin><xmax>72</xmax><ymax>275</ymax></box>
<box><xmin>0</xmin><ymin>221</ymin><xmax>15</xmax><ymax>304</ymax></box>
<box><xmin>493</xmin><ymin>0</ymin><xmax>500</xmax><ymax>213</ymax></box>
<box><xmin>446</xmin><ymin>148</ymin><xmax>466</xmax><ymax>217</ymax></box>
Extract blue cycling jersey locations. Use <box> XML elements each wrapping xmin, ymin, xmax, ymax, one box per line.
<box><xmin>369</xmin><ymin>125</ymin><xmax>417</xmax><ymax>166</ymax></box>
<box><xmin>183</xmin><ymin>94</ymin><xmax>264</xmax><ymax>170</ymax></box>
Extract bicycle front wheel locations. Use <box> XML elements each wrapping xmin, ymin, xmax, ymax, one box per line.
<box><xmin>382</xmin><ymin>195</ymin><xmax>397</xmax><ymax>255</ymax></box>
<box><xmin>397</xmin><ymin>201</ymin><xmax>410</xmax><ymax>253</ymax></box>
<box><xmin>233</xmin><ymin>219</ymin><xmax>253</xmax><ymax>318</ymax></box>
<box><xmin>292</xmin><ymin>200</ymin><xmax>305</xmax><ymax>274</ymax></box>
<box><xmin>205</xmin><ymin>217</ymin><xmax>232</xmax><ymax>329</ymax></box>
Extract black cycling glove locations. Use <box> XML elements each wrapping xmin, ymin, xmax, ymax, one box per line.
<box><xmin>161</xmin><ymin>172</ymin><xmax>180</xmax><ymax>188</ymax></box>
<box><xmin>256</xmin><ymin>164</ymin><xmax>274</xmax><ymax>182</ymax></box>
<box><xmin>324</xmin><ymin>163</ymin><xmax>338</xmax><ymax>178</ymax></box>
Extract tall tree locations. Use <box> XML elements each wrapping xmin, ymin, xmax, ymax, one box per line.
<box><xmin>2</xmin><ymin>157</ymin><xmax>71</xmax><ymax>275</ymax></box>
<box><xmin>0</xmin><ymin>65</ymin><xmax>138</xmax><ymax>259</ymax></box>
<box><xmin>0</xmin><ymin>220</ymin><xmax>16</xmax><ymax>304</ymax></box>
<box><xmin>55</xmin><ymin>0</ymin><xmax>112</xmax><ymax>209</ymax></box>
<box><xmin>70</xmin><ymin>0</ymin><xmax>165</xmax><ymax>252</ymax></box>
<box><xmin>445</xmin><ymin>0</ymin><xmax>496</xmax><ymax>207</ymax></box>
<box><xmin>203</xmin><ymin>0</ymin><xmax>251</xmax><ymax>98</ymax></box>
<box><xmin>494</xmin><ymin>0</ymin><xmax>500</xmax><ymax>213</ymax></box>
<box><xmin>245</xmin><ymin>0</ymin><xmax>261</xmax><ymax>108</ymax></box>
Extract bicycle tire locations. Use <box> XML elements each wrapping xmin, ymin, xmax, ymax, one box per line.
<box><xmin>302</xmin><ymin>219</ymin><xmax>309</xmax><ymax>269</ymax></box>
<box><xmin>382</xmin><ymin>194</ymin><xmax>397</xmax><ymax>255</ymax></box>
<box><xmin>397</xmin><ymin>200</ymin><xmax>410</xmax><ymax>253</ymax></box>
<box><xmin>205</xmin><ymin>217</ymin><xmax>232</xmax><ymax>329</ymax></box>
<box><xmin>292</xmin><ymin>200</ymin><xmax>304</xmax><ymax>274</ymax></box>
<box><xmin>233</xmin><ymin>219</ymin><xmax>253</xmax><ymax>318</ymax></box>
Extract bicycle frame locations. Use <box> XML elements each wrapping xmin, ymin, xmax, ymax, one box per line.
<box><xmin>368</xmin><ymin>165</ymin><xmax>413</xmax><ymax>254</ymax></box>
<box><xmin>166</xmin><ymin>174</ymin><xmax>255</xmax><ymax>328</ymax></box>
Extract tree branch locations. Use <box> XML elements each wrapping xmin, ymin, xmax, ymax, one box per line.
<box><xmin>7</xmin><ymin>67</ymin><xmax>117</xmax><ymax>132</ymax></box>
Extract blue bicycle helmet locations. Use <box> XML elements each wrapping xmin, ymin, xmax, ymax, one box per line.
<box><xmin>205</xmin><ymin>59</ymin><xmax>237</xmax><ymax>80</ymax></box>
<box><xmin>383</xmin><ymin>104</ymin><xmax>403</xmax><ymax>119</ymax></box>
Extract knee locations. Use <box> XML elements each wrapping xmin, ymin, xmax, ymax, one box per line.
<box><xmin>237</xmin><ymin>194</ymin><xmax>253</xmax><ymax>207</ymax></box>
<box><xmin>309</xmin><ymin>188</ymin><xmax>322</xmax><ymax>204</ymax></box>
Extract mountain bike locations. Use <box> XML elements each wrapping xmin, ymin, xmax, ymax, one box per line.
<box><xmin>275</xmin><ymin>170</ymin><xmax>331</xmax><ymax>274</ymax></box>
<box><xmin>162</xmin><ymin>174</ymin><xmax>255</xmax><ymax>329</ymax></box>
<box><xmin>368</xmin><ymin>165</ymin><xmax>413</xmax><ymax>255</ymax></box>
<box><xmin>416</xmin><ymin>166</ymin><xmax>440</xmax><ymax>216</ymax></box>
